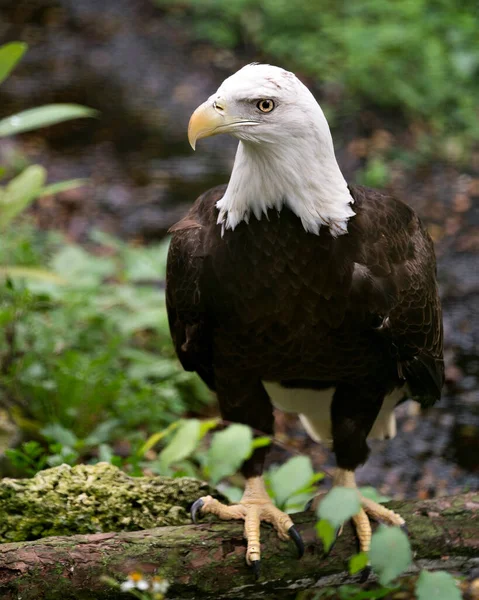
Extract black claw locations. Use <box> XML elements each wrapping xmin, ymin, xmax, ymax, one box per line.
<box><xmin>288</xmin><ymin>525</ymin><xmax>305</xmax><ymax>559</ymax></box>
<box><xmin>251</xmin><ymin>560</ymin><xmax>261</xmax><ymax>579</ymax></box>
<box><xmin>359</xmin><ymin>565</ymin><xmax>372</xmax><ymax>583</ymax></box>
<box><xmin>190</xmin><ymin>498</ymin><xmax>204</xmax><ymax>524</ymax></box>
<box><xmin>324</xmin><ymin>528</ymin><xmax>340</xmax><ymax>557</ymax></box>
<box><xmin>400</xmin><ymin>523</ymin><xmax>409</xmax><ymax>536</ymax></box>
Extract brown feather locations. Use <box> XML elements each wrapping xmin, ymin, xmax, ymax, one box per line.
<box><xmin>166</xmin><ymin>183</ymin><xmax>444</xmax><ymax>470</ymax></box>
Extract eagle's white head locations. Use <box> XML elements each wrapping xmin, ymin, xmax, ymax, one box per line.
<box><xmin>188</xmin><ymin>64</ymin><xmax>355</xmax><ymax>236</ymax></box>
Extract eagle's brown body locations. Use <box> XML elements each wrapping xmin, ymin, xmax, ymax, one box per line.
<box><xmin>166</xmin><ymin>183</ymin><xmax>444</xmax><ymax>474</ymax></box>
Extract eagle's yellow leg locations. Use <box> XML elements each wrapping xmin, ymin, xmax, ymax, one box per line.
<box><xmin>191</xmin><ymin>476</ymin><xmax>303</xmax><ymax>569</ymax></box>
<box><xmin>332</xmin><ymin>468</ymin><xmax>405</xmax><ymax>553</ymax></box>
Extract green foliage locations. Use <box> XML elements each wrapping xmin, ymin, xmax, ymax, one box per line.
<box><xmin>5</xmin><ymin>440</ymin><xmax>48</xmax><ymax>475</ymax></box>
<box><xmin>415</xmin><ymin>570</ymin><xmax>461</xmax><ymax>600</ymax></box>
<box><xmin>369</xmin><ymin>525</ymin><xmax>412</xmax><ymax>585</ymax></box>
<box><xmin>267</xmin><ymin>455</ymin><xmax>323</xmax><ymax>512</ymax></box>
<box><xmin>0</xmin><ymin>41</ymin><xmax>117</xmax><ymax>474</ymax></box>
<box><xmin>315</xmin><ymin>518</ymin><xmax>336</xmax><ymax>553</ymax></box>
<box><xmin>206</xmin><ymin>423</ymin><xmax>253</xmax><ymax>484</ymax></box>
<box><xmin>314</xmin><ymin>486</ymin><xmax>439</xmax><ymax>594</ymax></box>
<box><xmin>356</xmin><ymin>158</ymin><xmax>390</xmax><ymax>189</ymax></box>
<box><xmin>317</xmin><ymin>486</ymin><xmax>361</xmax><ymax>528</ymax></box>
<box><xmin>156</xmin><ymin>419</ymin><xmax>201</xmax><ymax>472</ymax></box>
<box><xmin>348</xmin><ymin>552</ymin><xmax>369</xmax><ymax>575</ymax></box>
<box><xmin>159</xmin><ymin>0</ymin><xmax>479</xmax><ymax>146</ymax></box>
<box><xmin>40</xmin><ymin>179</ymin><xmax>89</xmax><ymax>197</ymax></box>
<box><xmin>0</xmin><ymin>42</ymin><xmax>27</xmax><ymax>85</ymax></box>
<box><xmin>0</xmin><ymin>224</ymin><xmax>212</xmax><ymax>474</ymax></box>
<box><xmin>316</xmin><ymin>486</ymin><xmax>361</xmax><ymax>553</ymax></box>
<box><xmin>357</xmin><ymin>487</ymin><xmax>391</xmax><ymax>504</ymax></box>
<box><xmin>0</xmin><ymin>104</ymin><xmax>98</xmax><ymax>138</ymax></box>
<box><xmin>143</xmin><ymin>419</ymin><xmax>322</xmax><ymax>513</ymax></box>
<box><xmin>139</xmin><ymin>420</ymin><xmax>257</xmax><ymax>481</ymax></box>
<box><xmin>0</xmin><ymin>41</ymin><xmax>95</xmax><ymax>230</ymax></box>
<box><xmin>0</xmin><ymin>165</ymin><xmax>46</xmax><ymax>229</ymax></box>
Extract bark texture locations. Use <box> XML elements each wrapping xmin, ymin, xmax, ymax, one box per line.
<box><xmin>0</xmin><ymin>493</ymin><xmax>477</xmax><ymax>599</ymax></box>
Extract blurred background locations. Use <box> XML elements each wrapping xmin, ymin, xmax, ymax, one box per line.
<box><xmin>0</xmin><ymin>0</ymin><xmax>477</xmax><ymax>501</ymax></box>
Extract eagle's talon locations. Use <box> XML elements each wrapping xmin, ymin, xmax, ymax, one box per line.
<box><xmin>288</xmin><ymin>525</ymin><xmax>305</xmax><ymax>558</ymax></box>
<box><xmin>324</xmin><ymin>528</ymin><xmax>340</xmax><ymax>557</ymax></box>
<box><xmin>359</xmin><ymin>565</ymin><xmax>372</xmax><ymax>583</ymax></box>
<box><xmin>251</xmin><ymin>560</ymin><xmax>261</xmax><ymax>579</ymax></box>
<box><xmin>191</xmin><ymin>498</ymin><xmax>204</xmax><ymax>524</ymax></box>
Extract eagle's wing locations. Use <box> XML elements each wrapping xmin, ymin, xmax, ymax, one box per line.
<box><xmin>348</xmin><ymin>185</ymin><xmax>444</xmax><ymax>406</ymax></box>
<box><xmin>166</xmin><ymin>186</ymin><xmax>226</xmax><ymax>391</ymax></box>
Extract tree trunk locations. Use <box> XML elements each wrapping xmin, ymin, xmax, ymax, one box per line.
<box><xmin>0</xmin><ymin>493</ymin><xmax>477</xmax><ymax>599</ymax></box>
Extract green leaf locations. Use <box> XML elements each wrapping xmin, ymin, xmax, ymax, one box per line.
<box><xmin>0</xmin><ymin>165</ymin><xmax>46</xmax><ymax>229</ymax></box>
<box><xmin>284</xmin><ymin>471</ymin><xmax>325</xmax><ymax>500</ymax></box>
<box><xmin>0</xmin><ymin>104</ymin><xmax>98</xmax><ymax>137</ymax></box>
<box><xmin>118</xmin><ymin>308</ymin><xmax>166</xmax><ymax>335</ymax></box>
<box><xmin>349</xmin><ymin>551</ymin><xmax>369</xmax><ymax>575</ymax></box>
<box><xmin>0</xmin><ymin>42</ymin><xmax>27</xmax><ymax>85</ymax></box>
<box><xmin>359</xmin><ymin>487</ymin><xmax>391</xmax><ymax>504</ymax></box>
<box><xmin>97</xmin><ymin>443</ymin><xmax>115</xmax><ymax>464</ymax></box>
<box><xmin>83</xmin><ymin>419</ymin><xmax>120</xmax><ymax>446</ymax></box>
<box><xmin>358</xmin><ymin>157</ymin><xmax>390</xmax><ymax>188</ymax></box>
<box><xmin>51</xmin><ymin>245</ymin><xmax>116</xmax><ymax>286</ymax></box>
<box><xmin>198</xmin><ymin>418</ymin><xmax>221</xmax><ymax>439</ymax></box>
<box><xmin>41</xmin><ymin>423</ymin><xmax>78</xmax><ymax>447</ymax></box>
<box><xmin>316</xmin><ymin>519</ymin><xmax>336</xmax><ymax>553</ymax></box>
<box><xmin>138</xmin><ymin>421</ymin><xmax>180</xmax><ymax>456</ymax></box>
<box><xmin>39</xmin><ymin>178</ymin><xmax>88</xmax><ymax>197</ymax></box>
<box><xmin>317</xmin><ymin>487</ymin><xmax>361</xmax><ymax>528</ymax></box>
<box><xmin>158</xmin><ymin>419</ymin><xmax>201</xmax><ymax>471</ymax></box>
<box><xmin>222</xmin><ymin>485</ymin><xmax>243</xmax><ymax>503</ymax></box>
<box><xmin>369</xmin><ymin>525</ymin><xmax>412</xmax><ymax>585</ymax></box>
<box><xmin>123</xmin><ymin>241</ymin><xmax>170</xmax><ymax>282</ymax></box>
<box><xmin>250</xmin><ymin>436</ymin><xmax>271</xmax><ymax>450</ymax></box>
<box><xmin>206</xmin><ymin>424</ymin><xmax>253</xmax><ymax>485</ymax></box>
<box><xmin>415</xmin><ymin>571</ymin><xmax>461</xmax><ymax>600</ymax></box>
<box><xmin>124</xmin><ymin>351</ymin><xmax>177</xmax><ymax>381</ymax></box>
<box><xmin>269</xmin><ymin>455</ymin><xmax>315</xmax><ymax>508</ymax></box>
<box><xmin>0</xmin><ymin>267</ymin><xmax>65</xmax><ymax>284</ymax></box>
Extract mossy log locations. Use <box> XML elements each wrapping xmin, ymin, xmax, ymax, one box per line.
<box><xmin>0</xmin><ymin>464</ymin><xmax>477</xmax><ymax>600</ymax></box>
<box><xmin>0</xmin><ymin>463</ymin><xmax>220</xmax><ymax>543</ymax></box>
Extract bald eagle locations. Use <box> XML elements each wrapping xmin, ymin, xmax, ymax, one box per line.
<box><xmin>166</xmin><ymin>64</ymin><xmax>444</xmax><ymax>573</ymax></box>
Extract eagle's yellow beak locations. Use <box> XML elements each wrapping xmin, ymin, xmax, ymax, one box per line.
<box><xmin>188</xmin><ymin>101</ymin><xmax>226</xmax><ymax>150</ymax></box>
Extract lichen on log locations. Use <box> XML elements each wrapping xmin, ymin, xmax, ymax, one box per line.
<box><xmin>0</xmin><ymin>462</ymin><xmax>219</xmax><ymax>543</ymax></box>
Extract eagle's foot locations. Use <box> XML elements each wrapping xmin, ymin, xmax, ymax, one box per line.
<box><xmin>331</xmin><ymin>468</ymin><xmax>405</xmax><ymax>555</ymax></box>
<box><xmin>190</xmin><ymin>476</ymin><xmax>304</xmax><ymax>572</ymax></box>
<box><xmin>354</xmin><ymin>495</ymin><xmax>405</xmax><ymax>556</ymax></box>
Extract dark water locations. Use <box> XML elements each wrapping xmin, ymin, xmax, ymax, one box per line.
<box><xmin>0</xmin><ymin>0</ymin><xmax>477</xmax><ymax>499</ymax></box>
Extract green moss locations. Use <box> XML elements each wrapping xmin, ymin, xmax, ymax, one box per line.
<box><xmin>0</xmin><ymin>462</ymin><xmax>217</xmax><ymax>543</ymax></box>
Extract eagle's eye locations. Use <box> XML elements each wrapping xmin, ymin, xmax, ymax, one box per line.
<box><xmin>257</xmin><ymin>99</ymin><xmax>275</xmax><ymax>113</ymax></box>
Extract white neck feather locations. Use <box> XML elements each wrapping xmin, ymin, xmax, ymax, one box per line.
<box><xmin>216</xmin><ymin>126</ymin><xmax>355</xmax><ymax>236</ymax></box>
